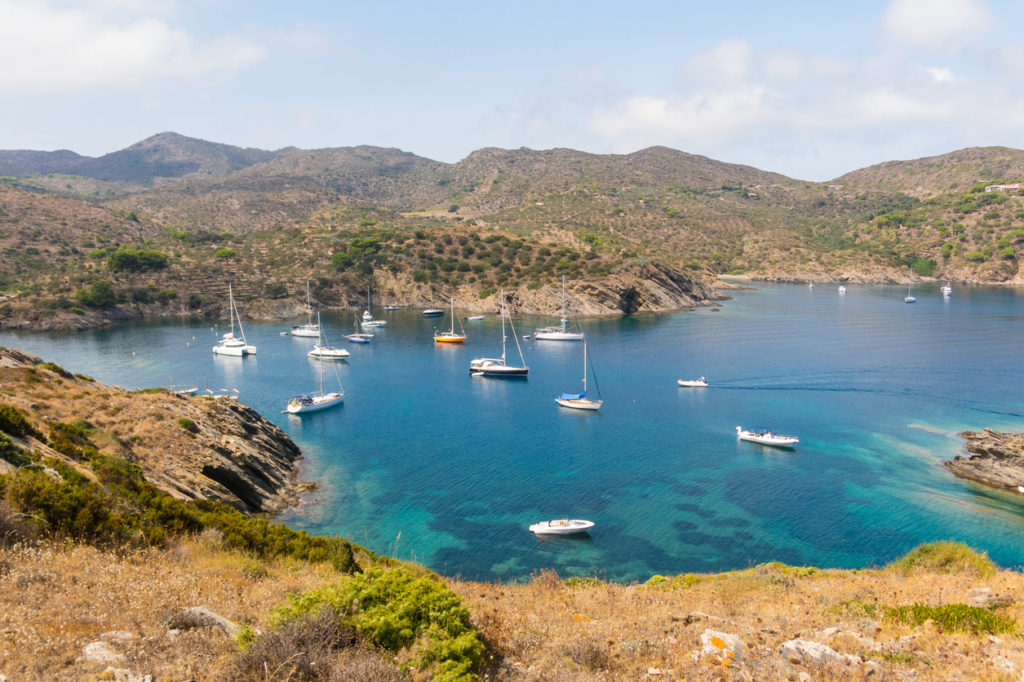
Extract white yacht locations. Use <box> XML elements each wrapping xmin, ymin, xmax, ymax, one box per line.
<box><xmin>285</xmin><ymin>365</ymin><xmax>344</xmax><ymax>414</ymax></box>
<box><xmin>307</xmin><ymin>311</ymin><xmax>350</xmax><ymax>360</ymax></box>
<box><xmin>534</xmin><ymin>276</ymin><xmax>584</xmax><ymax>341</ymax></box>
<box><xmin>289</xmin><ymin>281</ymin><xmax>320</xmax><ymax>337</ymax></box>
<box><xmin>736</xmin><ymin>426</ymin><xmax>799</xmax><ymax>448</ymax></box>
<box><xmin>213</xmin><ymin>285</ymin><xmax>256</xmax><ymax>356</ymax></box>
<box><xmin>529</xmin><ymin>519</ymin><xmax>594</xmax><ymax>535</ymax></box>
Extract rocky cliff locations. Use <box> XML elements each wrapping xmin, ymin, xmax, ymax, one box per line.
<box><xmin>947</xmin><ymin>429</ymin><xmax>1024</xmax><ymax>492</ymax></box>
<box><xmin>0</xmin><ymin>347</ymin><xmax>306</xmax><ymax>513</ymax></box>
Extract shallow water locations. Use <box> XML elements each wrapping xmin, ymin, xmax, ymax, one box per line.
<box><xmin>4</xmin><ymin>282</ymin><xmax>1024</xmax><ymax>581</ymax></box>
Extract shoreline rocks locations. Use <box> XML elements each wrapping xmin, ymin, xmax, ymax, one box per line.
<box><xmin>947</xmin><ymin>429</ymin><xmax>1024</xmax><ymax>493</ymax></box>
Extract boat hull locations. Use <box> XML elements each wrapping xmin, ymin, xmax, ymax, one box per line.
<box><xmin>286</xmin><ymin>392</ymin><xmax>344</xmax><ymax>414</ymax></box>
<box><xmin>529</xmin><ymin>519</ymin><xmax>594</xmax><ymax>535</ymax></box>
<box><xmin>435</xmin><ymin>334</ymin><xmax>466</xmax><ymax>343</ymax></box>
<box><xmin>555</xmin><ymin>397</ymin><xmax>601</xmax><ymax>410</ymax></box>
<box><xmin>308</xmin><ymin>345</ymin><xmax>350</xmax><ymax>360</ymax></box>
<box><xmin>736</xmin><ymin>427</ymin><xmax>798</xmax><ymax>448</ymax></box>
<box><xmin>534</xmin><ymin>328</ymin><xmax>584</xmax><ymax>341</ymax></box>
<box><xmin>469</xmin><ymin>359</ymin><xmax>528</xmax><ymax>377</ymax></box>
<box><xmin>213</xmin><ymin>342</ymin><xmax>256</xmax><ymax>356</ymax></box>
<box><xmin>677</xmin><ymin>379</ymin><xmax>707</xmax><ymax>387</ymax></box>
<box><xmin>289</xmin><ymin>325</ymin><xmax>320</xmax><ymax>337</ymax></box>
<box><xmin>423</xmin><ymin>309</ymin><xmax>444</xmax><ymax>317</ymax></box>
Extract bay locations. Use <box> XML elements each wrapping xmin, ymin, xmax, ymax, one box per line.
<box><xmin>3</xmin><ymin>282</ymin><xmax>1024</xmax><ymax>582</ymax></box>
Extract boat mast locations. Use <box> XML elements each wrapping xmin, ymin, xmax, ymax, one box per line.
<box><xmin>450</xmin><ymin>297</ymin><xmax>455</xmax><ymax>334</ymax></box>
<box><xmin>561</xmin><ymin>275</ymin><xmax>568</xmax><ymax>326</ymax></box>
<box><xmin>582</xmin><ymin>339</ymin><xmax>588</xmax><ymax>394</ymax></box>
<box><xmin>499</xmin><ymin>289</ymin><xmax>507</xmax><ymax>363</ymax></box>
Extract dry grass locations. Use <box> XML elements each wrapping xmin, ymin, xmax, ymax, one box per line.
<box><xmin>452</xmin><ymin>566</ymin><xmax>1024</xmax><ymax>680</ymax></box>
<box><xmin>0</xmin><ymin>537</ymin><xmax>377</xmax><ymax>681</ymax></box>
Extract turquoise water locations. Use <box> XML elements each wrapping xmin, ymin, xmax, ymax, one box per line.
<box><xmin>4</xmin><ymin>282</ymin><xmax>1024</xmax><ymax>581</ymax></box>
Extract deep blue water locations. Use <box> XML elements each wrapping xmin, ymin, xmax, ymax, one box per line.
<box><xmin>4</xmin><ymin>282</ymin><xmax>1024</xmax><ymax>582</ymax></box>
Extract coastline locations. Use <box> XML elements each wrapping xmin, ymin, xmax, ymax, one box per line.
<box><xmin>947</xmin><ymin>429</ymin><xmax>1024</xmax><ymax>494</ymax></box>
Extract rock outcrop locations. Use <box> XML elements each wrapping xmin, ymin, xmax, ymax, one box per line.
<box><xmin>947</xmin><ymin>429</ymin><xmax>1024</xmax><ymax>492</ymax></box>
<box><xmin>0</xmin><ymin>347</ymin><xmax>306</xmax><ymax>514</ymax></box>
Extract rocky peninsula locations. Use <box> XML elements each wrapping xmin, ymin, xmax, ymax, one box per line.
<box><xmin>947</xmin><ymin>429</ymin><xmax>1024</xmax><ymax>493</ymax></box>
<box><xmin>0</xmin><ymin>346</ymin><xmax>306</xmax><ymax>513</ymax></box>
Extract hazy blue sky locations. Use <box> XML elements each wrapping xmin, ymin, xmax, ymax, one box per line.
<box><xmin>2</xmin><ymin>0</ymin><xmax>1023</xmax><ymax>180</ymax></box>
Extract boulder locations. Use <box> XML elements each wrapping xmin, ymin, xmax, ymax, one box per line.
<box><xmin>699</xmin><ymin>629</ymin><xmax>747</xmax><ymax>667</ymax></box>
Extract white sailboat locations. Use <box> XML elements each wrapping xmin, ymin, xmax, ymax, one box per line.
<box><xmin>307</xmin><ymin>311</ymin><xmax>350</xmax><ymax>360</ymax></box>
<box><xmin>361</xmin><ymin>287</ymin><xmax>387</xmax><ymax>328</ymax></box>
<box><xmin>434</xmin><ymin>297</ymin><xmax>466</xmax><ymax>343</ymax></box>
<box><xmin>534</xmin><ymin>275</ymin><xmax>584</xmax><ymax>341</ymax></box>
<box><xmin>904</xmin><ymin>280</ymin><xmax>916</xmax><ymax>303</ymax></box>
<box><xmin>289</xmin><ymin>281</ymin><xmax>320</xmax><ymax>337</ymax></box>
<box><xmin>470</xmin><ymin>290</ymin><xmax>528</xmax><ymax>377</ymax></box>
<box><xmin>941</xmin><ymin>282</ymin><xmax>953</xmax><ymax>297</ymax></box>
<box><xmin>212</xmin><ymin>284</ymin><xmax>256</xmax><ymax>356</ymax></box>
<box><xmin>285</xmin><ymin>363</ymin><xmax>344</xmax><ymax>414</ymax></box>
<box><xmin>556</xmin><ymin>338</ymin><xmax>602</xmax><ymax>410</ymax></box>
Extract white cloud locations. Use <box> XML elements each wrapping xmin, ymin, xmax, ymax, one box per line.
<box><xmin>590</xmin><ymin>87</ymin><xmax>771</xmax><ymax>144</ymax></box>
<box><xmin>0</xmin><ymin>0</ymin><xmax>264</xmax><ymax>93</ymax></box>
<box><xmin>682</xmin><ymin>37</ymin><xmax>751</xmax><ymax>85</ymax></box>
<box><xmin>881</xmin><ymin>0</ymin><xmax>992</xmax><ymax>51</ymax></box>
<box><xmin>926</xmin><ymin>66</ymin><xmax>956</xmax><ymax>83</ymax></box>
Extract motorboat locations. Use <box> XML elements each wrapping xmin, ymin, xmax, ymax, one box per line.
<box><xmin>361</xmin><ymin>287</ymin><xmax>387</xmax><ymax>328</ymax></box>
<box><xmin>467</xmin><ymin>315</ymin><xmax>484</xmax><ymax>321</ymax></box>
<box><xmin>289</xmin><ymin>281</ymin><xmax>320</xmax><ymax>337</ymax></box>
<box><xmin>384</xmin><ymin>304</ymin><xmax>401</xmax><ymax>311</ymax></box>
<box><xmin>213</xmin><ymin>284</ymin><xmax>256</xmax><ymax>356</ymax></box>
<box><xmin>555</xmin><ymin>339</ymin><xmax>601</xmax><ymax>410</ymax></box>
<box><xmin>423</xmin><ymin>308</ymin><xmax>444</xmax><ymax>317</ymax></box>
<box><xmin>470</xmin><ymin>290</ymin><xmax>528</xmax><ymax>377</ymax></box>
<box><xmin>307</xmin><ymin>311</ymin><xmax>350</xmax><ymax>360</ymax></box>
<box><xmin>736</xmin><ymin>426</ymin><xmax>799</xmax><ymax>448</ymax></box>
<box><xmin>837</xmin><ymin>286</ymin><xmax>846</xmax><ymax>294</ymax></box>
<box><xmin>434</xmin><ymin>298</ymin><xmax>466</xmax><ymax>343</ymax></box>
<box><xmin>285</xmin><ymin>365</ymin><xmax>344</xmax><ymax>414</ymax></box>
<box><xmin>529</xmin><ymin>519</ymin><xmax>594</xmax><ymax>535</ymax></box>
<box><xmin>534</xmin><ymin>275</ymin><xmax>584</xmax><ymax>341</ymax></box>
<box><xmin>677</xmin><ymin>377</ymin><xmax>708</xmax><ymax>388</ymax></box>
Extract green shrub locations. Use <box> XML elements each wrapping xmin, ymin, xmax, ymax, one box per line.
<box><xmin>214</xmin><ymin>248</ymin><xmax>235</xmax><ymax>260</ymax></box>
<box><xmin>886</xmin><ymin>603</ymin><xmax>1016</xmax><ymax>634</ymax></box>
<box><xmin>966</xmin><ymin>251</ymin><xmax>986</xmax><ymax>262</ymax></box>
<box><xmin>106</xmin><ymin>247</ymin><xmax>168</xmax><ymax>272</ymax></box>
<box><xmin>0</xmin><ymin>404</ymin><xmax>41</xmax><ymax>439</ymax></box>
<box><xmin>564</xmin><ymin>576</ymin><xmax>603</xmax><ymax>588</ymax></box>
<box><xmin>271</xmin><ymin>566</ymin><xmax>485</xmax><ymax>681</ymax></box>
<box><xmin>48</xmin><ymin>421</ymin><xmax>99</xmax><ymax>460</ymax></box>
<box><xmin>5</xmin><ymin>469</ymin><xmax>124</xmax><ymax>543</ymax></box>
<box><xmin>912</xmin><ymin>257</ymin><xmax>937</xmax><ymax>277</ymax></box>
<box><xmin>889</xmin><ymin>541</ymin><xmax>997</xmax><ymax>577</ymax></box>
<box><xmin>0</xmin><ymin>433</ymin><xmax>33</xmax><ymax>468</ymax></box>
<box><xmin>177</xmin><ymin>417</ymin><xmax>199</xmax><ymax>434</ymax></box>
<box><xmin>38</xmin><ymin>362</ymin><xmax>73</xmax><ymax>379</ymax></box>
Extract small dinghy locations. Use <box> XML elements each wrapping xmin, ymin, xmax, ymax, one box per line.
<box><xmin>736</xmin><ymin>426</ymin><xmax>799</xmax><ymax>448</ymax></box>
<box><xmin>529</xmin><ymin>519</ymin><xmax>594</xmax><ymax>535</ymax></box>
<box><xmin>677</xmin><ymin>377</ymin><xmax>707</xmax><ymax>387</ymax></box>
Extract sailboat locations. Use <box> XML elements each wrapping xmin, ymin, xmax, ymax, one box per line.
<box><xmin>212</xmin><ymin>284</ymin><xmax>256</xmax><ymax>356</ymax></box>
<box><xmin>307</xmin><ymin>311</ymin><xmax>350</xmax><ymax>360</ymax></box>
<box><xmin>534</xmin><ymin>275</ymin><xmax>584</xmax><ymax>341</ymax></box>
<box><xmin>434</xmin><ymin>297</ymin><xmax>466</xmax><ymax>343</ymax></box>
<box><xmin>469</xmin><ymin>290</ymin><xmax>528</xmax><ymax>377</ymax></box>
<box><xmin>285</xmin><ymin>363</ymin><xmax>344</xmax><ymax>414</ymax></box>
<box><xmin>346</xmin><ymin>316</ymin><xmax>374</xmax><ymax>344</ymax></box>
<box><xmin>941</xmin><ymin>282</ymin><xmax>953</xmax><ymax>297</ymax></box>
<box><xmin>904</xmin><ymin>279</ymin><xmax>916</xmax><ymax>303</ymax></box>
<box><xmin>289</xmin><ymin>281</ymin><xmax>321</xmax><ymax>337</ymax></box>
<box><xmin>361</xmin><ymin>287</ymin><xmax>387</xmax><ymax>328</ymax></box>
<box><xmin>555</xmin><ymin>338</ymin><xmax>602</xmax><ymax>410</ymax></box>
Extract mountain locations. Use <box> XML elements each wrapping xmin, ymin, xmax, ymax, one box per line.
<box><xmin>0</xmin><ymin>132</ymin><xmax>288</xmax><ymax>189</ymax></box>
<box><xmin>833</xmin><ymin>146</ymin><xmax>1024</xmax><ymax>198</ymax></box>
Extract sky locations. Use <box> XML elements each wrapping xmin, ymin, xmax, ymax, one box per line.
<box><xmin>2</xmin><ymin>0</ymin><xmax>1024</xmax><ymax>181</ymax></box>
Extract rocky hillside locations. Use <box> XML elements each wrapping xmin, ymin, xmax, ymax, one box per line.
<box><xmin>0</xmin><ymin>347</ymin><xmax>304</xmax><ymax>513</ymax></box>
<box><xmin>3</xmin><ymin>134</ymin><xmax>1024</xmax><ymax>330</ymax></box>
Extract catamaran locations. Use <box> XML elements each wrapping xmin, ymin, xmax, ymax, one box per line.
<box><xmin>212</xmin><ymin>284</ymin><xmax>256</xmax><ymax>356</ymax></box>
<box><xmin>534</xmin><ymin>275</ymin><xmax>584</xmax><ymax>341</ymax></box>
<box><xmin>289</xmin><ymin>281</ymin><xmax>320</xmax><ymax>337</ymax></box>
<box><xmin>555</xmin><ymin>339</ymin><xmax>602</xmax><ymax>410</ymax></box>
<box><xmin>434</xmin><ymin>298</ymin><xmax>466</xmax><ymax>343</ymax></box>
<box><xmin>470</xmin><ymin>290</ymin><xmax>528</xmax><ymax>377</ymax></box>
